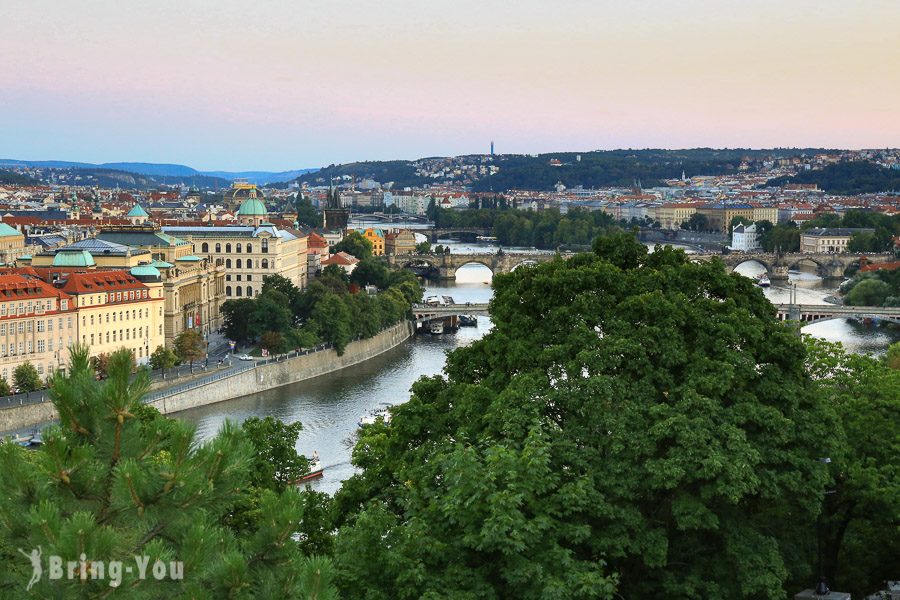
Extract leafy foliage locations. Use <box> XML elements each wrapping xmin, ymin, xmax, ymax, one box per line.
<box><xmin>0</xmin><ymin>376</ymin><xmax>9</xmax><ymax>396</ymax></box>
<box><xmin>333</xmin><ymin>232</ymin><xmax>834</xmax><ymax>599</ymax></box>
<box><xmin>13</xmin><ymin>362</ymin><xmax>42</xmax><ymax>393</ymax></box>
<box><xmin>173</xmin><ymin>330</ymin><xmax>205</xmax><ymax>368</ymax></box>
<box><xmin>0</xmin><ymin>347</ymin><xmax>337</xmax><ymax>597</ymax></box>
<box><xmin>333</xmin><ymin>230</ymin><xmax>373</xmax><ymax>260</ymax></box>
<box><xmin>768</xmin><ymin>161</ymin><xmax>900</xmax><ymax>194</ymax></box>
<box><xmin>294</xmin><ymin>192</ymin><xmax>321</xmax><ymax>228</ymax></box>
<box><xmin>149</xmin><ymin>345</ymin><xmax>177</xmax><ymax>371</ymax></box>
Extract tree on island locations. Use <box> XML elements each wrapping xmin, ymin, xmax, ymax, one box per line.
<box><xmin>13</xmin><ymin>362</ymin><xmax>41</xmax><ymax>393</ymax></box>
<box><xmin>333</xmin><ymin>230</ymin><xmax>373</xmax><ymax>260</ymax></box>
<box><xmin>0</xmin><ymin>347</ymin><xmax>338</xmax><ymax>597</ymax></box>
<box><xmin>173</xmin><ymin>329</ymin><xmax>206</xmax><ymax>373</ymax></box>
<box><xmin>332</xmin><ymin>232</ymin><xmax>835</xmax><ymax>599</ymax></box>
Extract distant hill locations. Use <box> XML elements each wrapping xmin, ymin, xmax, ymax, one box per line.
<box><xmin>294</xmin><ymin>148</ymin><xmax>832</xmax><ymax>192</ymax></box>
<box><xmin>0</xmin><ymin>169</ymin><xmax>38</xmax><ymax>185</ymax></box>
<box><xmin>767</xmin><ymin>161</ymin><xmax>900</xmax><ymax>194</ymax></box>
<box><xmin>0</xmin><ymin>159</ymin><xmax>318</xmax><ymax>187</ymax></box>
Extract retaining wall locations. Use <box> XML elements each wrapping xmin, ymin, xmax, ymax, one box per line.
<box><xmin>0</xmin><ymin>321</ymin><xmax>413</xmax><ymax>431</ymax></box>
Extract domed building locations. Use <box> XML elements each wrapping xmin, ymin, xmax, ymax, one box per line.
<box><xmin>126</xmin><ymin>204</ymin><xmax>150</xmax><ymax>225</ymax></box>
<box><xmin>237</xmin><ymin>196</ymin><xmax>269</xmax><ymax>227</ymax></box>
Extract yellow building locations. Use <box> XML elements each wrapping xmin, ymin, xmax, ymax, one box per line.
<box><xmin>751</xmin><ymin>206</ymin><xmax>779</xmax><ymax>224</ymax></box>
<box><xmin>696</xmin><ymin>204</ymin><xmax>756</xmax><ymax>233</ymax></box>
<box><xmin>362</xmin><ymin>228</ymin><xmax>385</xmax><ymax>256</ymax></box>
<box><xmin>656</xmin><ymin>203</ymin><xmax>698</xmax><ymax>230</ymax></box>
<box><xmin>384</xmin><ymin>229</ymin><xmax>417</xmax><ymax>255</ymax></box>
<box><xmin>57</xmin><ymin>270</ymin><xmax>165</xmax><ymax>365</ymax></box>
<box><xmin>0</xmin><ymin>274</ymin><xmax>77</xmax><ymax>383</ymax></box>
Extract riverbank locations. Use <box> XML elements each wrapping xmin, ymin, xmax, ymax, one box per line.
<box><xmin>0</xmin><ymin>321</ymin><xmax>414</xmax><ymax>432</ymax></box>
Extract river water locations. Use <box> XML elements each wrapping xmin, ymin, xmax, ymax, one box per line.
<box><xmin>180</xmin><ymin>242</ymin><xmax>899</xmax><ymax>494</ymax></box>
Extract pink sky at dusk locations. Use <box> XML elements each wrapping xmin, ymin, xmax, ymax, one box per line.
<box><xmin>1</xmin><ymin>0</ymin><xmax>898</xmax><ymax>171</ymax></box>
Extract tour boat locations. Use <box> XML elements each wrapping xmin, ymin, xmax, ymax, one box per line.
<box><xmin>756</xmin><ymin>273</ymin><xmax>770</xmax><ymax>287</ymax></box>
<box><xmin>358</xmin><ymin>407</ymin><xmax>392</xmax><ymax>428</ymax></box>
<box><xmin>296</xmin><ymin>452</ymin><xmax>324</xmax><ymax>483</ymax></box>
<box><xmin>458</xmin><ymin>315</ymin><xmax>477</xmax><ymax>327</ymax></box>
<box><xmin>430</xmin><ymin>321</ymin><xmax>444</xmax><ymax>335</ymax></box>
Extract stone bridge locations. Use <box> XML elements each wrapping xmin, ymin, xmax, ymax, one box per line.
<box><xmin>691</xmin><ymin>252</ymin><xmax>894</xmax><ymax>280</ymax></box>
<box><xmin>387</xmin><ymin>252</ymin><xmax>566</xmax><ymax>280</ymax></box>
<box><xmin>775</xmin><ymin>304</ymin><xmax>900</xmax><ymax>325</ymax></box>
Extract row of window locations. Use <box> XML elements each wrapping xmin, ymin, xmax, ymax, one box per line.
<box><xmin>108</xmin><ymin>290</ymin><xmax>150</xmax><ymax>303</ymax></box>
<box><xmin>0</xmin><ymin>299</ymin><xmax>61</xmax><ymax>316</ymax></box>
<box><xmin>0</xmin><ymin>338</ymin><xmax>67</xmax><ymax>357</ymax></box>
<box><xmin>225</xmin><ymin>274</ymin><xmax>253</xmax><ymax>282</ymax></box>
<box><xmin>81</xmin><ymin>308</ymin><xmax>149</xmax><ymax>327</ymax></box>
<box><xmin>200</xmin><ymin>240</ymin><xmax>269</xmax><ymax>254</ymax></box>
<box><xmin>0</xmin><ymin>317</ymin><xmax>73</xmax><ymax>336</ymax></box>
<box><xmin>223</xmin><ymin>258</ymin><xmax>271</xmax><ymax>269</ymax></box>
<box><xmin>82</xmin><ymin>327</ymin><xmax>150</xmax><ymax>345</ymax></box>
<box><xmin>225</xmin><ymin>286</ymin><xmax>257</xmax><ymax>297</ymax></box>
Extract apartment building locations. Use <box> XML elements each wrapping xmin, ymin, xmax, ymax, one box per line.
<box><xmin>800</xmin><ymin>228</ymin><xmax>875</xmax><ymax>254</ymax></box>
<box><xmin>0</xmin><ymin>274</ymin><xmax>77</xmax><ymax>384</ymax></box>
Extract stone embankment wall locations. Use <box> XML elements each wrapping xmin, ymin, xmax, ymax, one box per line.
<box><xmin>0</xmin><ymin>322</ymin><xmax>413</xmax><ymax>431</ymax></box>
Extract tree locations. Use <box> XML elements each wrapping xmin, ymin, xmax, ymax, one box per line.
<box><xmin>173</xmin><ymin>329</ymin><xmax>206</xmax><ymax>373</ymax></box>
<box><xmin>294</xmin><ymin>192</ymin><xmax>321</xmax><ymax>228</ymax></box>
<box><xmin>240</xmin><ymin>416</ymin><xmax>308</xmax><ymax>492</ymax></box>
<box><xmin>414</xmin><ymin>241</ymin><xmax>432</xmax><ymax>254</ymax></box>
<box><xmin>886</xmin><ymin>341</ymin><xmax>900</xmax><ymax>370</ymax></box>
<box><xmin>682</xmin><ymin>212</ymin><xmax>710</xmax><ymax>232</ymax></box>
<box><xmin>804</xmin><ymin>339</ymin><xmax>900</xmax><ymax>597</ymax></box>
<box><xmin>333</xmin><ymin>230</ymin><xmax>373</xmax><ymax>260</ymax></box>
<box><xmin>13</xmin><ymin>362</ymin><xmax>41</xmax><ymax>393</ymax></box>
<box><xmin>150</xmin><ymin>345</ymin><xmax>177</xmax><ymax>372</ymax></box>
<box><xmin>333</xmin><ymin>232</ymin><xmax>833</xmax><ymax>599</ymax></box>
<box><xmin>221</xmin><ymin>298</ymin><xmax>256</xmax><ymax>345</ymax></box>
<box><xmin>0</xmin><ymin>346</ymin><xmax>338</xmax><ymax>597</ymax></box>
<box><xmin>844</xmin><ymin>278</ymin><xmax>891</xmax><ymax>306</ymax></box>
<box><xmin>349</xmin><ymin>258</ymin><xmax>390</xmax><ymax>289</ymax></box>
<box><xmin>260</xmin><ymin>331</ymin><xmax>289</xmax><ymax>355</ymax></box>
<box><xmin>0</xmin><ymin>377</ymin><xmax>10</xmax><ymax>396</ymax></box>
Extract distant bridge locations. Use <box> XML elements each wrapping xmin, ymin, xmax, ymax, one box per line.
<box><xmin>429</xmin><ymin>227</ymin><xmax>493</xmax><ymax>242</ymax></box>
<box><xmin>775</xmin><ymin>304</ymin><xmax>900</xmax><ymax>325</ymax></box>
<box><xmin>692</xmin><ymin>252</ymin><xmax>894</xmax><ymax>280</ymax></box>
<box><xmin>388</xmin><ymin>252</ymin><xmax>569</xmax><ymax>280</ymax></box>
<box><xmin>411</xmin><ymin>302</ymin><xmax>490</xmax><ymax>324</ymax></box>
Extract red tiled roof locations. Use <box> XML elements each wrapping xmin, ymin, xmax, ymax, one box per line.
<box><xmin>54</xmin><ymin>270</ymin><xmax>149</xmax><ymax>295</ymax></box>
<box><xmin>0</xmin><ymin>274</ymin><xmax>73</xmax><ymax>304</ymax></box>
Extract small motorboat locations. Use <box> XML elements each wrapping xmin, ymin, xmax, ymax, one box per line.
<box><xmin>296</xmin><ymin>451</ymin><xmax>324</xmax><ymax>483</ymax></box>
<box><xmin>430</xmin><ymin>321</ymin><xmax>444</xmax><ymax>335</ymax></box>
<box><xmin>358</xmin><ymin>408</ymin><xmax>392</xmax><ymax>428</ymax></box>
<box><xmin>756</xmin><ymin>273</ymin><xmax>770</xmax><ymax>287</ymax></box>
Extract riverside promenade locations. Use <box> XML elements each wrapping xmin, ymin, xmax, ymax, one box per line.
<box><xmin>0</xmin><ymin>321</ymin><xmax>414</xmax><ymax>432</ymax></box>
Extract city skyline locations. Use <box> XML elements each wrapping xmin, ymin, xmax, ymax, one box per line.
<box><xmin>2</xmin><ymin>0</ymin><xmax>898</xmax><ymax>171</ymax></box>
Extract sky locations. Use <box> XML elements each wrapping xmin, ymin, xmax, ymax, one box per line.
<box><xmin>1</xmin><ymin>0</ymin><xmax>898</xmax><ymax>171</ymax></box>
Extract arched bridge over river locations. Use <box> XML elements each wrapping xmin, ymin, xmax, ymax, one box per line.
<box><xmin>388</xmin><ymin>252</ymin><xmax>570</xmax><ymax>280</ymax></box>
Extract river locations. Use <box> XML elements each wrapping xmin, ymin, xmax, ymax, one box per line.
<box><xmin>180</xmin><ymin>241</ymin><xmax>899</xmax><ymax>494</ymax></box>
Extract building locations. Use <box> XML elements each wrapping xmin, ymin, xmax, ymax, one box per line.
<box><xmin>384</xmin><ymin>229</ymin><xmax>417</xmax><ymax>255</ymax></box>
<box><xmin>730</xmin><ymin>223</ymin><xmax>761</xmax><ymax>252</ymax></box>
<box><xmin>0</xmin><ymin>222</ymin><xmax>27</xmax><ymax>265</ymax></box>
<box><xmin>800</xmin><ymin>228</ymin><xmax>875</xmax><ymax>253</ymax></box>
<box><xmin>696</xmin><ymin>203</ymin><xmax>756</xmax><ymax>233</ymax></box>
<box><xmin>0</xmin><ymin>274</ymin><xmax>76</xmax><ymax>384</ymax></box>
<box><xmin>656</xmin><ymin>203</ymin><xmax>698</xmax><ymax>230</ymax></box>
<box><xmin>321</xmin><ymin>251</ymin><xmax>359</xmax><ymax>274</ymax></box>
<box><xmin>165</xmin><ymin>214</ymin><xmax>306</xmax><ymax>303</ymax></box>
<box><xmin>361</xmin><ymin>228</ymin><xmax>385</xmax><ymax>256</ymax></box>
<box><xmin>56</xmin><ymin>270</ymin><xmax>165</xmax><ymax>365</ymax></box>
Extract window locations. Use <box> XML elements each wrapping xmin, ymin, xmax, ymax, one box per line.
<box><xmin>48</xmin><ymin>340</ymin><xmax>53</xmax><ymax>351</ymax></box>
<box><xmin>226</xmin><ymin>243</ymin><xmax>232</xmax><ymax>253</ymax></box>
<box><xmin>202</xmin><ymin>242</ymin><xmax>209</xmax><ymax>252</ymax></box>
<box><xmin>237</xmin><ymin>243</ymin><xmax>242</xmax><ymax>253</ymax></box>
<box><xmin>38</xmin><ymin>320</ymin><xmax>45</xmax><ymax>332</ymax></box>
<box><xmin>246</xmin><ymin>286</ymin><xmax>252</xmax><ymax>297</ymax></box>
<box><xmin>236</xmin><ymin>259</ymin><xmax>242</xmax><ymax>269</ymax></box>
<box><xmin>106</xmin><ymin>314</ymin><xmax>110</xmax><ymax>323</ymax></box>
<box><xmin>215</xmin><ymin>243</ymin><xmax>221</xmax><ymax>253</ymax></box>
<box><xmin>113</xmin><ymin>331</ymin><xmax>116</xmax><ymax>342</ymax></box>
<box><xmin>261</xmin><ymin>259</ymin><xmax>269</xmax><ymax>269</ymax></box>
<box><xmin>18</xmin><ymin>323</ymin><xmax>24</xmax><ymax>334</ymax></box>
<box><xmin>0</xmin><ymin>324</ymin><xmax>5</xmax><ymax>335</ymax></box>
<box><xmin>90</xmin><ymin>315</ymin><xmax>94</xmax><ymax>325</ymax></box>
<box><xmin>48</xmin><ymin>320</ymin><xmax>53</xmax><ymax>331</ymax></box>
<box><xmin>27</xmin><ymin>322</ymin><xmax>32</xmax><ymax>333</ymax></box>
<box><xmin>246</xmin><ymin>275</ymin><xmax>252</xmax><ymax>281</ymax></box>
<box><xmin>37</xmin><ymin>340</ymin><xmax>45</xmax><ymax>353</ymax></box>
<box><xmin>246</xmin><ymin>259</ymin><xmax>252</xmax><ymax>269</ymax></box>
<box><xmin>246</xmin><ymin>243</ymin><xmax>252</xmax><ymax>253</ymax></box>
<box><xmin>261</xmin><ymin>239</ymin><xmax>268</xmax><ymax>253</ymax></box>
<box><xmin>27</xmin><ymin>341</ymin><xmax>33</xmax><ymax>353</ymax></box>
<box><xmin>90</xmin><ymin>334</ymin><xmax>94</xmax><ymax>345</ymax></box>
<box><xmin>106</xmin><ymin>332</ymin><xmax>109</xmax><ymax>343</ymax></box>
<box><xmin>236</xmin><ymin>274</ymin><xmax>241</xmax><ymax>281</ymax></box>
<box><xmin>226</xmin><ymin>259</ymin><xmax>232</xmax><ymax>268</ymax></box>
<box><xmin>236</xmin><ymin>287</ymin><xmax>242</xmax><ymax>297</ymax></box>
<box><xmin>226</xmin><ymin>286</ymin><xmax>232</xmax><ymax>297</ymax></box>
<box><xmin>226</xmin><ymin>275</ymin><xmax>231</xmax><ymax>281</ymax></box>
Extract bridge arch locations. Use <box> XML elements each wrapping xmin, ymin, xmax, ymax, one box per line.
<box><xmin>452</xmin><ymin>259</ymin><xmax>496</xmax><ymax>277</ymax></box>
<box><xmin>509</xmin><ymin>258</ymin><xmax>541</xmax><ymax>272</ymax></box>
<box><xmin>729</xmin><ymin>258</ymin><xmax>774</xmax><ymax>276</ymax></box>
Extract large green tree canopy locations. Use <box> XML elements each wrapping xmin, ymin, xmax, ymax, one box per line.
<box><xmin>333</xmin><ymin>233</ymin><xmax>835</xmax><ymax>599</ymax></box>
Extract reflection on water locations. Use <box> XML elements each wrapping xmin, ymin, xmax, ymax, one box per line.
<box><xmin>180</xmin><ymin>255</ymin><xmax>898</xmax><ymax>495</ymax></box>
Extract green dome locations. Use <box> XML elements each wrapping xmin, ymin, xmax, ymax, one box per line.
<box><xmin>151</xmin><ymin>259</ymin><xmax>174</xmax><ymax>268</ymax></box>
<box><xmin>52</xmin><ymin>249</ymin><xmax>96</xmax><ymax>268</ymax></box>
<box><xmin>237</xmin><ymin>197</ymin><xmax>268</xmax><ymax>216</ymax></box>
<box><xmin>130</xmin><ymin>265</ymin><xmax>161</xmax><ymax>278</ymax></box>
<box><xmin>0</xmin><ymin>223</ymin><xmax>21</xmax><ymax>237</ymax></box>
<box><xmin>176</xmin><ymin>255</ymin><xmax>201</xmax><ymax>262</ymax></box>
<box><xmin>127</xmin><ymin>204</ymin><xmax>149</xmax><ymax>217</ymax></box>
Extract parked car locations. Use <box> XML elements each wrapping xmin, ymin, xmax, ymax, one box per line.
<box><xmin>236</xmin><ymin>354</ymin><xmax>254</xmax><ymax>361</ymax></box>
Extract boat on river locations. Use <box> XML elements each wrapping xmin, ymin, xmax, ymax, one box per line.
<box><xmin>430</xmin><ymin>321</ymin><xmax>444</xmax><ymax>334</ymax></box>
<box><xmin>296</xmin><ymin>452</ymin><xmax>324</xmax><ymax>483</ymax></box>
<box><xmin>756</xmin><ymin>273</ymin><xmax>770</xmax><ymax>287</ymax></box>
<box><xmin>458</xmin><ymin>315</ymin><xmax>477</xmax><ymax>327</ymax></box>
